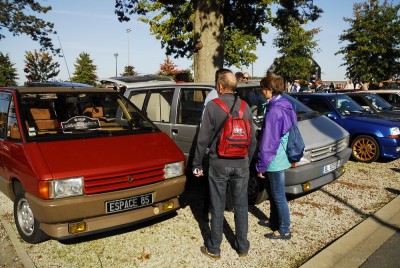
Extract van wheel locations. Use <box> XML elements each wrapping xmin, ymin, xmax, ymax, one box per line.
<box><xmin>351</xmin><ymin>135</ymin><xmax>380</xmax><ymax>163</ymax></box>
<box><xmin>14</xmin><ymin>193</ymin><xmax>48</xmax><ymax>244</ymax></box>
<box><xmin>248</xmin><ymin>172</ymin><xmax>267</xmax><ymax>205</ymax></box>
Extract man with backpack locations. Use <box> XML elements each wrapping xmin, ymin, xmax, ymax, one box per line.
<box><xmin>192</xmin><ymin>72</ymin><xmax>257</xmax><ymax>259</ymax></box>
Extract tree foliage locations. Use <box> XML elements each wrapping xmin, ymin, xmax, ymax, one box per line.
<box><xmin>121</xmin><ymin>65</ymin><xmax>138</xmax><ymax>76</ymax></box>
<box><xmin>71</xmin><ymin>52</ymin><xmax>98</xmax><ymax>86</ymax></box>
<box><xmin>336</xmin><ymin>0</ymin><xmax>400</xmax><ymax>82</ymax></box>
<box><xmin>157</xmin><ymin>57</ymin><xmax>180</xmax><ymax>76</ymax></box>
<box><xmin>0</xmin><ymin>52</ymin><xmax>18</xmax><ymax>86</ymax></box>
<box><xmin>0</xmin><ymin>0</ymin><xmax>59</xmax><ymax>54</ymax></box>
<box><xmin>271</xmin><ymin>17</ymin><xmax>320</xmax><ymax>82</ymax></box>
<box><xmin>114</xmin><ymin>0</ymin><xmax>322</xmax><ymax>81</ymax></box>
<box><xmin>24</xmin><ymin>50</ymin><xmax>60</xmax><ymax>82</ymax></box>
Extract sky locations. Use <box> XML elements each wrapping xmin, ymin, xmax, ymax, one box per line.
<box><xmin>2</xmin><ymin>0</ymin><xmax>370</xmax><ymax>85</ymax></box>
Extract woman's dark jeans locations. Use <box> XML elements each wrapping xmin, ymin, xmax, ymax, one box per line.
<box><xmin>207</xmin><ymin>165</ymin><xmax>250</xmax><ymax>255</ymax></box>
<box><xmin>267</xmin><ymin>170</ymin><xmax>291</xmax><ymax>234</ymax></box>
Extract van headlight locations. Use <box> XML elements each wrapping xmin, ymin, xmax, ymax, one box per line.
<box><xmin>164</xmin><ymin>161</ymin><xmax>184</xmax><ymax>179</ymax></box>
<box><xmin>39</xmin><ymin>177</ymin><xmax>83</xmax><ymax>199</ymax></box>
<box><xmin>295</xmin><ymin>150</ymin><xmax>312</xmax><ymax>166</ymax></box>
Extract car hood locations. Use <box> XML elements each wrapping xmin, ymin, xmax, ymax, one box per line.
<box><xmin>298</xmin><ymin>115</ymin><xmax>349</xmax><ymax>149</ymax></box>
<box><xmin>368</xmin><ymin>112</ymin><xmax>400</xmax><ymax>121</ymax></box>
<box><xmin>26</xmin><ymin>133</ymin><xmax>185</xmax><ymax>179</ymax></box>
<box><xmin>350</xmin><ymin>113</ymin><xmax>400</xmax><ymax>125</ymax></box>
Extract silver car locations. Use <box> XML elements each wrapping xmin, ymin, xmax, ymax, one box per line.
<box><xmin>105</xmin><ymin>79</ymin><xmax>352</xmax><ymax>204</ymax></box>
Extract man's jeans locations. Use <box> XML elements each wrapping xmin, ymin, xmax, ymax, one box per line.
<box><xmin>267</xmin><ymin>170</ymin><xmax>290</xmax><ymax>234</ymax></box>
<box><xmin>207</xmin><ymin>165</ymin><xmax>250</xmax><ymax>254</ymax></box>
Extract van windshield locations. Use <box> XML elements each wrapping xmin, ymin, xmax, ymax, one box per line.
<box><xmin>19</xmin><ymin>91</ymin><xmax>157</xmax><ymax>141</ymax></box>
<box><xmin>235</xmin><ymin>85</ymin><xmax>314</xmax><ymax>128</ymax></box>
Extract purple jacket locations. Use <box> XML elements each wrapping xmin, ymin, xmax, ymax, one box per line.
<box><xmin>256</xmin><ymin>95</ymin><xmax>297</xmax><ymax>173</ymax></box>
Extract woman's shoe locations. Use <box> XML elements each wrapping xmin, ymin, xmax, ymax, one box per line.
<box><xmin>264</xmin><ymin>231</ymin><xmax>291</xmax><ymax>240</ymax></box>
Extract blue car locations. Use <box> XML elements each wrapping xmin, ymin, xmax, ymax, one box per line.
<box><xmin>291</xmin><ymin>93</ymin><xmax>400</xmax><ymax>163</ymax></box>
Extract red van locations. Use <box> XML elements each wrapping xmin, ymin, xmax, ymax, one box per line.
<box><xmin>0</xmin><ymin>87</ymin><xmax>186</xmax><ymax>243</ymax></box>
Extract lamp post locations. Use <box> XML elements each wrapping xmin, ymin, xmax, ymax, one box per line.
<box><xmin>126</xmin><ymin>28</ymin><xmax>132</xmax><ymax>66</ymax></box>
<box><xmin>114</xmin><ymin>53</ymin><xmax>118</xmax><ymax>77</ymax></box>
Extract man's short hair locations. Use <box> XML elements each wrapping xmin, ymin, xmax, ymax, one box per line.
<box><xmin>218</xmin><ymin>72</ymin><xmax>237</xmax><ymax>92</ymax></box>
<box><xmin>215</xmin><ymin>68</ymin><xmax>232</xmax><ymax>84</ymax></box>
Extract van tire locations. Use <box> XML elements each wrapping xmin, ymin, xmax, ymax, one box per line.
<box><xmin>248</xmin><ymin>172</ymin><xmax>267</xmax><ymax>205</ymax></box>
<box><xmin>351</xmin><ymin>135</ymin><xmax>380</xmax><ymax>163</ymax></box>
<box><xmin>14</xmin><ymin>192</ymin><xmax>48</xmax><ymax>244</ymax></box>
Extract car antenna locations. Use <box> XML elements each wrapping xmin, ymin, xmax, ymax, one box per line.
<box><xmin>57</xmin><ymin>36</ymin><xmax>74</xmax><ymax>88</ymax></box>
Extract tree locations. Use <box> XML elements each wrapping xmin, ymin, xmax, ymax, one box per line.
<box><xmin>121</xmin><ymin>65</ymin><xmax>138</xmax><ymax>76</ymax></box>
<box><xmin>24</xmin><ymin>50</ymin><xmax>60</xmax><ymax>82</ymax></box>
<box><xmin>157</xmin><ymin>57</ymin><xmax>180</xmax><ymax>76</ymax></box>
<box><xmin>0</xmin><ymin>52</ymin><xmax>18</xmax><ymax>86</ymax></box>
<box><xmin>0</xmin><ymin>0</ymin><xmax>59</xmax><ymax>53</ymax></box>
<box><xmin>271</xmin><ymin>17</ymin><xmax>320</xmax><ymax>83</ymax></box>
<box><xmin>71</xmin><ymin>52</ymin><xmax>98</xmax><ymax>86</ymax></box>
<box><xmin>114</xmin><ymin>0</ymin><xmax>322</xmax><ymax>82</ymax></box>
<box><xmin>336</xmin><ymin>0</ymin><xmax>400</xmax><ymax>82</ymax></box>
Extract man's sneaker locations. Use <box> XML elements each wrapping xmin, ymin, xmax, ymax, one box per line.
<box><xmin>200</xmin><ymin>246</ymin><xmax>220</xmax><ymax>260</ymax></box>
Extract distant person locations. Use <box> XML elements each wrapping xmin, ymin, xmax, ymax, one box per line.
<box><xmin>314</xmin><ymin>79</ymin><xmax>323</xmax><ymax>93</ymax></box>
<box><xmin>243</xmin><ymin>72</ymin><xmax>250</xmax><ymax>83</ymax></box>
<box><xmin>355</xmin><ymin>81</ymin><xmax>363</xmax><ymax>90</ymax></box>
<box><xmin>362</xmin><ymin>80</ymin><xmax>370</xmax><ymax>91</ymax></box>
<box><xmin>344</xmin><ymin>80</ymin><xmax>354</xmax><ymax>90</ymax></box>
<box><xmin>192</xmin><ymin>72</ymin><xmax>256</xmax><ymax>259</ymax></box>
<box><xmin>329</xmin><ymin>82</ymin><xmax>335</xmax><ymax>91</ymax></box>
<box><xmin>256</xmin><ymin>73</ymin><xmax>295</xmax><ymax>240</ymax></box>
<box><xmin>291</xmin><ymin>80</ymin><xmax>300</xmax><ymax>93</ymax></box>
<box><xmin>235</xmin><ymin>71</ymin><xmax>244</xmax><ymax>82</ymax></box>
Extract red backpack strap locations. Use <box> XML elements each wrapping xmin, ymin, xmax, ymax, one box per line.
<box><xmin>238</xmin><ymin>100</ymin><xmax>246</xmax><ymax>118</ymax></box>
<box><xmin>212</xmin><ymin>98</ymin><xmax>230</xmax><ymax>114</ymax></box>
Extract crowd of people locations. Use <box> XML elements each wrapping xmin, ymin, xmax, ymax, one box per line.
<box><xmin>192</xmin><ymin>69</ymin><xmax>296</xmax><ymax>260</ymax></box>
<box><xmin>286</xmin><ymin>77</ymin><xmax>400</xmax><ymax>93</ymax></box>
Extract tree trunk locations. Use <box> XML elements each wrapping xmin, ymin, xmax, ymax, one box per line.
<box><xmin>193</xmin><ymin>0</ymin><xmax>224</xmax><ymax>83</ymax></box>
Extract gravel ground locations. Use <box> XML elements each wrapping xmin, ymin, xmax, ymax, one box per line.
<box><xmin>0</xmin><ymin>158</ymin><xmax>399</xmax><ymax>268</ymax></box>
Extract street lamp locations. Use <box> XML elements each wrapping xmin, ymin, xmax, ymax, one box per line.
<box><xmin>126</xmin><ymin>28</ymin><xmax>132</xmax><ymax>66</ymax></box>
<box><xmin>114</xmin><ymin>53</ymin><xmax>118</xmax><ymax>77</ymax></box>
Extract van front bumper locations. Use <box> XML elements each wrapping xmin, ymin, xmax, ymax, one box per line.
<box><xmin>285</xmin><ymin>148</ymin><xmax>352</xmax><ymax>195</ymax></box>
<box><xmin>25</xmin><ymin>175</ymin><xmax>186</xmax><ymax>239</ymax></box>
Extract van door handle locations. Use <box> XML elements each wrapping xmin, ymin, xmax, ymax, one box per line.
<box><xmin>172</xmin><ymin>128</ymin><xmax>178</xmax><ymax>136</ymax></box>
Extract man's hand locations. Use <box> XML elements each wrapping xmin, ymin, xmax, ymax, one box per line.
<box><xmin>193</xmin><ymin>168</ymin><xmax>204</xmax><ymax>177</ymax></box>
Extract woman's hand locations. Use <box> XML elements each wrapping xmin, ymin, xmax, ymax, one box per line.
<box><xmin>257</xmin><ymin>172</ymin><xmax>265</xmax><ymax>179</ymax></box>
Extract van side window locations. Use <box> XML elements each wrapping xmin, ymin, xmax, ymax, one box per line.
<box><xmin>0</xmin><ymin>93</ymin><xmax>11</xmax><ymax>139</ymax></box>
<box><xmin>129</xmin><ymin>91</ymin><xmax>147</xmax><ymax>110</ymax></box>
<box><xmin>6</xmin><ymin>96</ymin><xmax>21</xmax><ymax>140</ymax></box>
<box><xmin>179</xmin><ymin>89</ymin><xmax>208</xmax><ymax>125</ymax></box>
<box><xmin>146</xmin><ymin>89</ymin><xmax>174</xmax><ymax>123</ymax></box>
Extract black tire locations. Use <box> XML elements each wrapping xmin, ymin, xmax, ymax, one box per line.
<box><xmin>13</xmin><ymin>192</ymin><xmax>48</xmax><ymax>244</ymax></box>
<box><xmin>351</xmin><ymin>135</ymin><xmax>380</xmax><ymax>163</ymax></box>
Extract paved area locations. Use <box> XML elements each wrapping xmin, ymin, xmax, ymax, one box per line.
<box><xmin>1</xmin><ymin>196</ymin><xmax>399</xmax><ymax>267</ymax></box>
<box><xmin>301</xmin><ymin>195</ymin><xmax>400</xmax><ymax>268</ymax></box>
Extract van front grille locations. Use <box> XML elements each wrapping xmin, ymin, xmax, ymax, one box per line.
<box><xmin>310</xmin><ymin>137</ymin><xmax>349</xmax><ymax>162</ymax></box>
<box><xmin>83</xmin><ymin>166</ymin><xmax>165</xmax><ymax>194</ymax></box>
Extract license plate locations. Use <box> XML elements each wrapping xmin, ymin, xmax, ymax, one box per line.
<box><xmin>322</xmin><ymin>160</ymin><xmax>341</xmax><ymax>174</ymax></box>
<box><xmin>106</xmin><ymin>193</ymin><xmax>153</xmax><ymax>214</ymax></box>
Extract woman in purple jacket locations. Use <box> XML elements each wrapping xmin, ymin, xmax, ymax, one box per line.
<box><xmin>256</xmin><ymin>73</ymin><xmax>297</xmax><ymax>240</ymax></box>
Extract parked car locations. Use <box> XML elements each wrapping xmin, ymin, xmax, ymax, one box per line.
<box><xmin>365</xmin><ymin>89</ymin><xmax>400</xmax><ymax>110</ymax></box>
<box><xmin>0</xmin><ymin>86</ymin><xmax>186</xmax><ymax>243</ymax></box>
<box><xmin>112</xmin><ymin>80</ymin><xmax>352</xmax><ymax>204</ymax></box>
<box><xmin>290</xmin><ymin>93</ymin><xmax>400</xmax><ymax>163</ymax></box>
<box><xmin>345</xmin><ymin>92</ymin><xmax>400</xmax><ymax>117</ymax></box>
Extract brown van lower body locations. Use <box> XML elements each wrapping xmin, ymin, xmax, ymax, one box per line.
<box><xmin>26</xmin><ymin>175</ymin><xmax>186</xmax><ymax>239</ymax></box>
